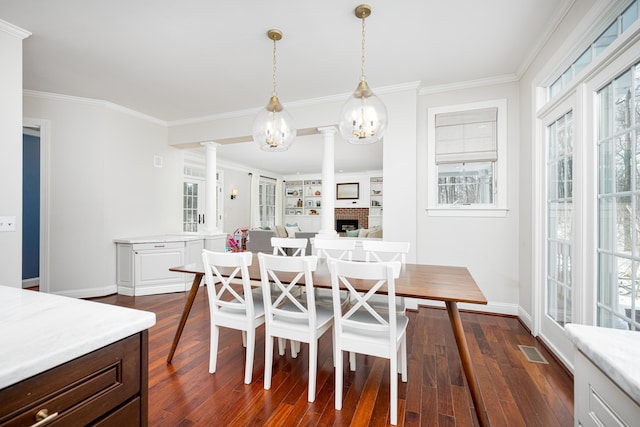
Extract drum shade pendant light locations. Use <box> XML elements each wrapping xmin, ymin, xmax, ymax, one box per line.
<box><xmin>253</xmin><ymin>29</ymin><xmax>296</xmax><ymax>151</ymax></box>
<box><xmin>339</xmin><ymin>4</ymin><xmax>387</xmax><ymax>144</ymax></box>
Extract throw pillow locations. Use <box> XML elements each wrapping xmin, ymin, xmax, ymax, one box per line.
<box><xmin>346</xmin><ymin>229</ymin><xmax>359</xmax><ymax>237</ymax></box>
<box><xmin>368</xmin><ymin>228</ymin><xmax>383</xmax><ymax>238</ymax></box>
<box><xmin>274</xmin><ymin>225</ymin><xmax>288</xmax><ymax>238</ymax></box>
<box><xmin>285</xmin><ymin>225</ymin><xmax>300</xmax><ymax>237</ymax></box>
<box><xmin>285</xmin><ymin>222</ymin><xmax>299</xmax><ymax>227</ymax></box>
<box><xmin>358</xmin><ymin>228</ymin><xmax>370</xmax><ymax>238</ymax></box>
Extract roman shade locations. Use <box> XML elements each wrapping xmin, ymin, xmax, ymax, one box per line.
<box><xmin>435</xmin><ymin>107</ymin><xmax>498</xmax><ymax>164</ymax></box>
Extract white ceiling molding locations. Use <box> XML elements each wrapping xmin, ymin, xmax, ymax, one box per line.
<box><xmin>0</xmin><ymin>18</ymin><xmax>30</xmax><ymax>39</ymax></box>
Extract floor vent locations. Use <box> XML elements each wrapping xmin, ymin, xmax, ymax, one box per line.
<box><xmin>518</xmin><ymin>345</ymin><xmax>548</xmax><ymax>364</ymax></box>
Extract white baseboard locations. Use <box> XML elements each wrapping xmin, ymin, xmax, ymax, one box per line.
<box><xmin>53</xmin><ymin>284</ymin><xmax>118</xmax><ymax>299</ymax></box>
<box><xmin>22</xmin><ymin>277</ymin><xmax>39</xmax><ymax>288</ymax></box>
<box><xmin>405</xmin><ymin>297</ymin><xmax>519</xmax><ymax>316</ymax></box>
<box><xmin>517</xmin><ymin>306</ymin><xmax>534</xmax><ymax>332</ymax></box>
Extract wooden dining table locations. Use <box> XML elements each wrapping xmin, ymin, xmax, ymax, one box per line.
<box><xmin>168</xmin><ymin>255</ymin><xmax>489</xmax><ymax>427</ymax></box>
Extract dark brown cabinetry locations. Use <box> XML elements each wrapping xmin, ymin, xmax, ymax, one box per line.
<box><xmin>0</xmin><ymin>331</ymin><xmax>148</xmax><ymax>426</ymax></box>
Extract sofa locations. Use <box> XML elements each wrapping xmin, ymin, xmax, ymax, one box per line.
<box><xmin>246</xmin><ymin>226</ymin><xmax>317</xmax><ymax>255</ymax></box>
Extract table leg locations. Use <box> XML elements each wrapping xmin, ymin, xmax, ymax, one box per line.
<box><xmin>167</xmin><ymin>273</ymin><xmax>204</xmax><ymax>364</ymax></box>
<box><xmin>445</xmin><ymin>301</ymin><xmax>490</xmax><ymax>427</ymax></box>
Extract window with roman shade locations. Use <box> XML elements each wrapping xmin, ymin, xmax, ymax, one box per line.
<box><xmin>427</xmin><ymin>99</ymin><xmax>507</xmax><ymax>215</ymax></box>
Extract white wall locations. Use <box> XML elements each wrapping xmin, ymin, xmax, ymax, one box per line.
<box><xmin>416</xmin><ymin>82</ymin><xmax>521</xmax><ymax>314</ymax></box>
<box><xmin>0</xmin><ymin>22</ymin><xmax>29</xmax><ymax>288</ymax></box>
<box><xmin>23</xmin><ymin>93</ymin><xmax>182</xmax><ymax>297</ymax></box>
<box><xmin>220</xmin><ymin>166</ymin><xmax>251</xmax><ymax>234</ymax></box>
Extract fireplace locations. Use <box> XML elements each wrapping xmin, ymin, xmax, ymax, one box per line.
<box><xmin>336</xmin><ymin>219</ymin><xmax>358</xmax><ymax>233</ymax></box>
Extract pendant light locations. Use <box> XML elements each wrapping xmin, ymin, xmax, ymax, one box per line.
<box><xmin>339</xmin><ymin>4</ymin><xmax>387</xmax><ymax>145</ymax></box>
<box><xmin>253</xmin><ymin>29</ymin><xmax>296</xmax><ymax>151</ymax></box>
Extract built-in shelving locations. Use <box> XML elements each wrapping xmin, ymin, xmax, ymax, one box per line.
<box><xmin>284</xmin><ymin>180</ymin><xmax>322</xmax><ymax>216</ymax></box>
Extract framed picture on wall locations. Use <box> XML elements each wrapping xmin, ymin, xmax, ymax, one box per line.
<box><xmin>336</xmin><ymin>182</ymin><xmax>359</xmax><ymax>200</ymax></box>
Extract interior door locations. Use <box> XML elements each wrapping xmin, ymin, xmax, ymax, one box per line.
<box><xmin>183</xmin><ymin>179</ymin><xmax>205</xmax><ymax>232</ymax></box>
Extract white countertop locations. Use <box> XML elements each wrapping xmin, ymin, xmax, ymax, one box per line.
<box><xmin>0</xmin><ymin>286</ymin><xmax>156</xmax><ymax>389</ymax></box>
<box><xmin>113</xmin><ymin>233</ymin><xmax>225</xmax><ymax>244</ymax></box>
<box><xmin>565</xmin><ymin>323</ymin><xmax>640</xmax><ymax>404</ymax></box>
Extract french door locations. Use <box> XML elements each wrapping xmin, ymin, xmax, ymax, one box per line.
<box><xmin>539</xmin><ymin>96</ymin><xmax>581</xmax><ymax>361</ymax></box>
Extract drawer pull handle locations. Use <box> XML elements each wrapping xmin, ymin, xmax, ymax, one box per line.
<box><xmin>154</xmin><ymin>244</ymin><xmax>165</xmax><ymax>248</ymax></box>
<box><xmin>32</xmin><ymin>409</ymin><xmax>58</xmax><ymax>427</ymax></box>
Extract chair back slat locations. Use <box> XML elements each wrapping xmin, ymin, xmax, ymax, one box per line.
<box><xmin>329</xmin><ymin>259</ymin><xmax>401</xmax><ymax>336</ymax></box>
<box><xmin>362</xmin><ymin>240</ymin><xmax>410</xmax><ymax>264</ymax></box>
<box><xmin>314</xmin><ymin>238</ymin><xmax>356</xmax><ymax>260</ymax></box>
<box><xmin>202</xmin><ymin>250</ymin><xmax>255</xmax><ymax>317</ymax></box>
<box><xmin>272</xmin><ymin>237</ymin><xmax>308</xmax><ymax>257</ymax></box>
<box><xmin>258</xmin><ymin>253</ymin><xmax>319</xmax><ymax>326</ymax></box>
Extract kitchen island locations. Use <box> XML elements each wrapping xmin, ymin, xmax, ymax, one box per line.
<box><xmin>566</xmin><ymin>324</ymin><xmax>640</xmax><ymax>426</ymax></box>
<box><xmin>0</xmin><ymin>286</ymin><xmax>156</xmax><ymax>425</ymax></box>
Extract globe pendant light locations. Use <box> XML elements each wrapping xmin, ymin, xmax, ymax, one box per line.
<box><xmin>253</xmin><ymin>29</ymin><xmax>296</xmax><ymax>152</ymax></box>
<box><xmin>339</xmin><ymin>4</ymin><xmax>387</xmax><ymax>145</ymax></box>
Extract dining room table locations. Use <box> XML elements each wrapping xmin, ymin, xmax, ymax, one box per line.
<box><xmin>168</xmin><ymin>255</ymin><xmax>490</xmax><ymax>427</ymax></box>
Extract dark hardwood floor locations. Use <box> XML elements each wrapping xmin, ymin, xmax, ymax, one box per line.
<box><xmin>92</xmin><ymin>290</ymin><xmax>573</xmax><ymax>426</ymax></box>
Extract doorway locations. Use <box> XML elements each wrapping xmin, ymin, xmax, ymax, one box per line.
<box><xmin>22</xmin><ymin>127</ymin><xmax>39</xmax><ymax>288</ymax></box>
<box><xmin>22</xmin><ymin>118</ymin><xmax>49</xmax><ymax>292</ymax></box>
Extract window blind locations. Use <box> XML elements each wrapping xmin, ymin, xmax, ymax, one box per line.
<box><xmin>435</xmin><ymin>107</ymin><xmax>498</xmax><ymax>164</ymax></box>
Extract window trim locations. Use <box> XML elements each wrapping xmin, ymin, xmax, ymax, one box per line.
<box><xmin>427</xmin><ymin>99</ymin><xmax>508</xmax><ymax>216</ymax></box>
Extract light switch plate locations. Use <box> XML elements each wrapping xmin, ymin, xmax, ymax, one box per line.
<box><xmin>0</xmin><ymin>216</ymin><xmax>17</xmax><ymax>231</ymax></box>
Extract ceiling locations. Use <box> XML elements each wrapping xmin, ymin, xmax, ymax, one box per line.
<box><xmin>2</xmin><ymin>0</ymin><xmax>568</xmax><ymax>175</ymax></box>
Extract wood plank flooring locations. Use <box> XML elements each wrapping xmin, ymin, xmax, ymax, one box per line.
<box><xmin>92</xmin><ymin>290</ymin><xmax>573</xmax><ymax>426</ymax></box>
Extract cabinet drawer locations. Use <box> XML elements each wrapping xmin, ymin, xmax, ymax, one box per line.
<box><xmin>132</xmin><ymin>242</ymin><xmax>184</xmax><ymax>251</ymax></box>
<box><xmin>92</xmin><ymin>397</ymin><xmax>140</xmax><ymax>426</ymax></box>
<box><xmin>0</xmin><ymin>334</ymin><xmax>141</xmax><ymax>427</ymax></box>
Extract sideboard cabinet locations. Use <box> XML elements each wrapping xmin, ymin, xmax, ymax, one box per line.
<box><xmin>115</xmin><ymin>234</ymin><xmax>226</xmax><ymax>296</ymax></box>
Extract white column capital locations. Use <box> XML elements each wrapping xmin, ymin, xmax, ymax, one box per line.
<box><xmin>317</xmin><ymin>126</ymin><xmax>338</xmax><ymax>135</ymax></box>
<box><xmin>201</xmin><ymin>141</ymin><xmax>220</xmax><ymax>150</ymax></box>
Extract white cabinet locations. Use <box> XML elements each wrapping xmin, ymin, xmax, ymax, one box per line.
<box><xmin>117</xmin><ymin>241</ymin><xmax>186</xmax><ymax>296</ymax></box>
<box><xmin>574</xmin><ymin>350</ymin><xmax>640</xmax><ymax>426</ymax></box>
<box><xmin>566</xmin><ymin>324</ymin><xmax>640</xmax><ymax>427</ymax></box>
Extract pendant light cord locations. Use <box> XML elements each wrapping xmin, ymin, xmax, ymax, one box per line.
<box><xmin>272</xmin><ymin>37</ymin><xmax>278</xmax><ymax>96</ymax></box>
<box><xmin>360</xmin><ymin>14</ymin><xmax>366</xmax><ymax>81</ymax></box>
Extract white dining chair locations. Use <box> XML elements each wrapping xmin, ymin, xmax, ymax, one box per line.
<box><xmin>201</xmin><ymin>250</ymin><xmax>265</xmax><ymax>384</ymax></box>
<box><xmin>271</xmin><ymin>237</ymin><xmax>308</xmax><ymax>257</ymax></box>
<box><xmin>258</xmin><ymin>253</ymin><xmax>334</xmax><ymax>402</ymax></box>
<box><xmin>329</xmin><ymin>259</ymin><xmax>408</xmax><ymax>425</ymax></box>
<box><xmin>314</xmin><ymin>237</ymin><xmax>356</xmax><ymax>260</ymax></box>
<box><xmin>362</xmin><ymin>240</ymin><xmax>410</xmax><ymax>264</ymax></box>
<box><xmin>310</xmin><ymin>237</ymin><xmax>354</xmax><ymax>306</ymax></box>
<box><xmin>362</xmin><ymin>240</ymin><xmax>410</xmax><ymax>314</ymax></box>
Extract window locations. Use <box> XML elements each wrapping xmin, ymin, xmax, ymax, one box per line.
<box><xmin>258</xmin><ymin>177</ymin><xmax>276</xmax><ymax>228</ymax></box>
<box><xmin>547</xmin><ymin>111</ymin><xmax>574</xmax><ymax>327</ymax></box>
<box><xmin>549</xmin><ymin>1</ymin><xmax>638</xmax><ymax>99</ymax></box>
<box><xmin>597</xmin><ymin>64</ymin><xmax>640</xmax><ymax>330</ymax></box>
<box><xmin>427</xmin><ymin>99</ymin><xmax>507</xmax><ymax>215</ymax></box>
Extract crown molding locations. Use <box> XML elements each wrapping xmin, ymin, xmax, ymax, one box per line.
<box><xmin>23</xmin><ymin>90</ymin><xmax>167</xmax><ymax>126</ymax></box>
<box><xmin>418</xmin><ymin>74</ymin><xmax>518</xmax><ymax>95</ymax></box>
<box><xmin>0</xmin><ymin>19</ymin><xmax>31</xmax><ymax>39</ymax></box>
<box><xmin>167</xmin><ymin>81</ymin><xmax>422</xmax><ymax>127</ymax></box>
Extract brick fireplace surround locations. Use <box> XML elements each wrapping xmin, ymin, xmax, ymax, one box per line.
<box><xmin>334</xmin><ymin>208</ymin><xmax>369</xmax><ymax>231</ymax></box>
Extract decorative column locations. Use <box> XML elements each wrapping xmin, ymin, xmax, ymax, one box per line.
<box><xmin>202</xmin><ymin>141</ymin><xmax>220</xmax><ymax>233</ymax></box>
<box><xmin>318</xmin><ymin>127</ymin><xmax>338</xmax><ymax>237</ymax></box>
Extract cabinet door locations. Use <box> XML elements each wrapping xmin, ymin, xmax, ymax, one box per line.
<box><xmin>185</xmin><ymin>239</ymin><xmax>204</xmax><ymax>265</ymax></box>
<box><xmin>134</xmin><ymin>244</ymin><xmax>184</xmax><ymax>287</ymax></box>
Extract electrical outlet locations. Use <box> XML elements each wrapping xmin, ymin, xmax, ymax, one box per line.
<box><xmin>0</xmin><ymin>216</ymin><xmax>17</xmax><ymax>232</ymax></box>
